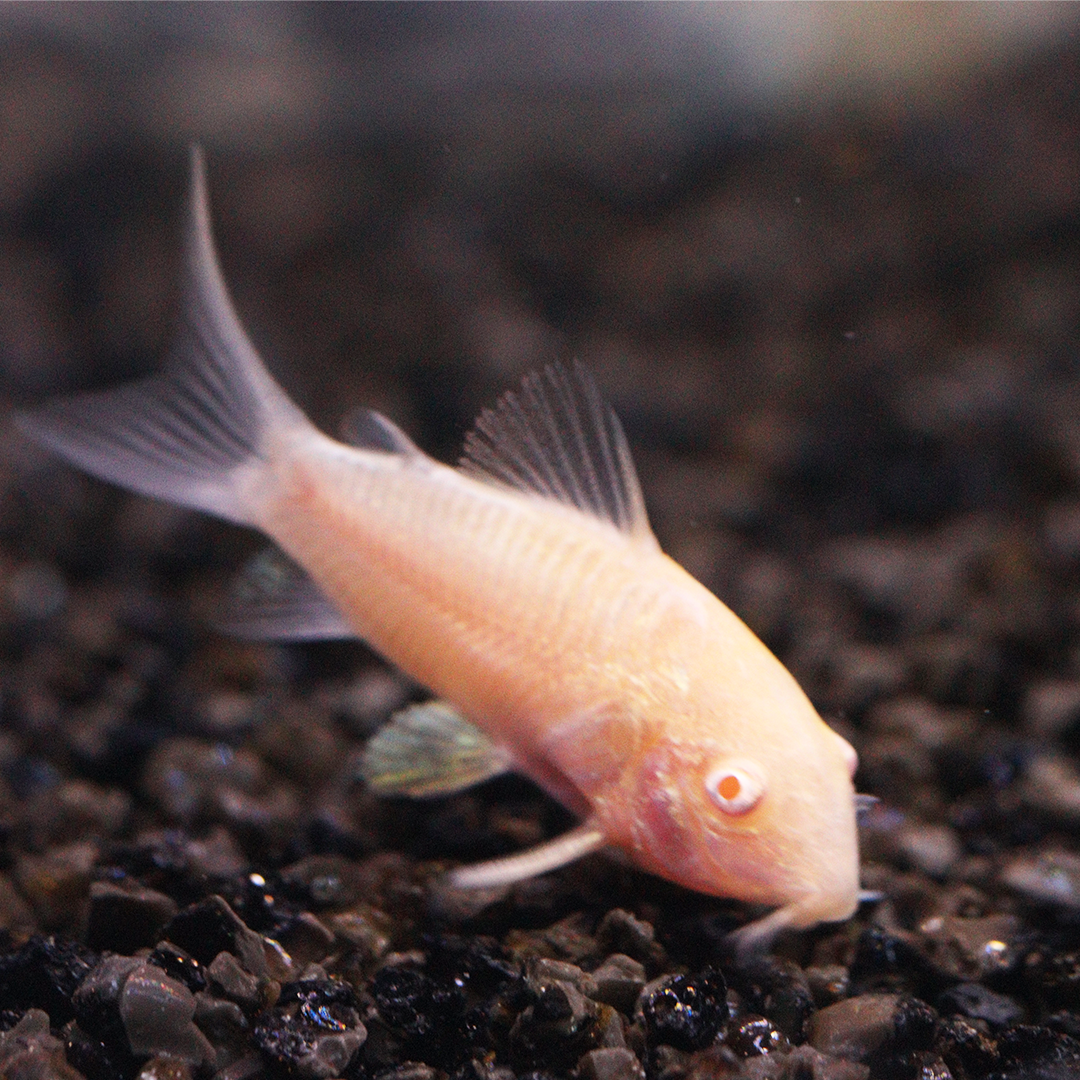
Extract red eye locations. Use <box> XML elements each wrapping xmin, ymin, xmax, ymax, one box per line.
<box><xmin>717</xmin><ymin>774</ymin><xmax>742</xmax><ymax>801</ymax></box>
<box><xmin>705</xmin><ymin>761</ymin><xmax>766</xmax><ymax>815</ymax></box>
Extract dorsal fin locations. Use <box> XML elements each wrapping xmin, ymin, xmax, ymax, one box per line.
<box><xmin>339</xmin><ymin>407</ymin><xmax>421</xmax><ymax>456</ymax></box>
<box><xmin>459</xmin><ymin>362</ymin><xmax>657</xmax><ymax>546</ymax></box>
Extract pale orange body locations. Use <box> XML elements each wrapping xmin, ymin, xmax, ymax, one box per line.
<box><xmin>19</xmin><ymin>150</ymin><xmax>861</xmax><ymax>949</ymax></box>
<box><xmin>260</xmin><ymin>434</ymin><xmax>860</xmax><ymax>939</ymax></box>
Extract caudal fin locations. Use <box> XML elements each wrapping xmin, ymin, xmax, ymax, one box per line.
<box><xmin>15</xmin><ymin>147</ymin><xmax>309</xmax><ymax>526</ymax></box>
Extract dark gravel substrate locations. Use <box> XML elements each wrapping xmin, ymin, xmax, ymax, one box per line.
<box><xmin>5</xmin><ymin>10</ymin><xmax>1080</xmax><ymax>1080</ymax></box>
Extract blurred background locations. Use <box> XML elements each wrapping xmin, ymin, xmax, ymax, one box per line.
<box><xmin>3</xmin><ymin>2</ymin><xmax>1080</xmax><ymax>715</ymax></box>
<box><xmin>7</xmin><ymin>3</ymin><xmax>1080</xmax><ymax>960</ymax></box>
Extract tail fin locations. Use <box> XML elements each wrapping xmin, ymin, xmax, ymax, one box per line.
<box><xmin>15</xmin><ymin>147</ymin><xmax>309</xmax><ymax>526</ymax></box>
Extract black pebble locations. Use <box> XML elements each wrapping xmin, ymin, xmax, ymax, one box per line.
<box><xmin>65</xmin><ymin>1022</ymin><xmax>136</xmax><ymax>1080</ymax></box>
<box><xmin>1025</xmin><ymin>950</ymin><xmax>1080</xmax><ymax>1013</ymax></box>
<box><xmin>146</xmin><ymin>942</ymin><xmax>207</xmax><ymax>994</ymax></box>
<box><xmin>369</xmin><ymin>962</ymin><xmax>484</xmax><ymax>1067</ymax></box>
<box><xmin>937</xmin><ymin>981</ymin><xmax>1024</xmax><ymax>1029</ymax></box>
<box><xmin>85</xmin><ymin>881</ymin><xmax>178</xmax><ymax>954</ymax></box>
<box><xmin>639</xmin><ymin>968</ymin><xmax>729</xmax><ymax>1052</ymax></box>
<box><xmin>724</xmin><ymin>1014</ymin><xmax>787</xmax><ymax>1057</ymax></box>
<box><xmin>934</xmin><ymin>1015</ymin><xmax>1000</xmax><ymax>1079</ymax></box>
<box><xmin>849</xmin><ymin>926</ymin><xmax>928</xmax><ymax>991</ymax></box>
<box><xmin>371</xmin><ymin>966</ymin><xmax>459</xmax><ymax>1044</ymax></box>
<box><xmin>733</xmin><ymin>958</ymin><xmax>815</xmax><ymax>1044</ymax></box>
<box><xmin>160</xmin><ymin>895</ymin><xmax>253</xmax><ymax>966</ymax></box>
<box><xmin>995</xmin><ymin>1025</ymin><xmax>1080</xmax><ymax>1079</ymax></box>
<box><xmin>253</xmin><ymin>977</ymin><xmax>366</xmax><ymax>1079</ymax></box>
<box><xmin>0</xmin><ymin>935</ymin><xmax>97</xmax><ymax>1024</ymax></box>
<box><xmin>891</xmin><ymin>997</ymin><xmax>938</xmax><ymax>1053</ymax></box>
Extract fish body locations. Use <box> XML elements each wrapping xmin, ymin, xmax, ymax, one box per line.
<box><xmin>17</xmin><ymin>150</ymin><xmax>861</xmax><ymax>949</ymax></box>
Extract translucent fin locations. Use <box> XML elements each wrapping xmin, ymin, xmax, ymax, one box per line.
<box><xmin>448</xmin><ymin>820</ymin><xmax>607</xmax><ymax>889</ymax></box>
<box><xmin>854</xmin><ymin>793</ymin><xmax>879</xmax><ymax>817</ymax></box>
<box><xmin>728</xmin><ymin>889</ymin><xmax>868</xmax><ymax>960</ymax></box>
<box><xmin>219</xmin><ymin>545</ymin><xmax>357</xmax><ymax>641</ymax></box>
<box><xmin>460</xmin><ymin>361</ymin><xmax>657</xmax><ymax>546</ymax></box>
<box><xmin>359</xmin><ymin>700</ymin><xmax>513</xmax><ymax>798</ymax></box>
<box><xmin>726</xmin><ymin>900</ymin><xmax>818</xmax><ymax>960</ymax></box>
<box><xmin>15</xmin><ymin>146</ymin><xmax>309</xmax><ymax>526</ymax></box>
<box><xmin>339</xmin><ymin>408</ymin><xmax>421</xmax><ymax>456</ymax></box>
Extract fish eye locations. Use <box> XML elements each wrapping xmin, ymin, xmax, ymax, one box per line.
<box><xmin>705</xmin><ymin>760</ymin><xmax>766</xmax><ymax>815</ymax></box>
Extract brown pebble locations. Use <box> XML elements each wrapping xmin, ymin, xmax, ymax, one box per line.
<box><xmin>808</xmin><ymin>993</ymin><xmax>902</xmax><ymax>1062</ymax></box>
<box><xmin>1019</xmin><ymin>754</ymin><xmax>1080</xmax><ymax>822</ymax></box>
<box><xmin>13</xmin><ymin>839</ymin><xmax>97</xmax><ymax>930</ymax></box>
<box><xmin>894</xmin><ymin>822</ymin><xmax>963</xmax><ymax>879</ymax></box>
<box><xmin>142</xmin><ymin>737</ymin><xmax>301</xmax><ymax>850</ymax></box>
<box><xmin>128</xmin><ymin>825</ymin><xmax>248</xmax><ymax>881</ymax></box>
<box><xmin>917</xmin><ymin>913</ymin><xmax>1022</xmax><ymax>981</ymax></box>
<box><xmin>805</xmin><ymin>965</ymin><xmax>851</xmax><ymax>1008</ymax></box>
<box><xmin>137</xmin><ymin>1056</ymin><xmax>194</xmax><ymax>1080</ymax></box>
<box><xmin>197</xmin><ymin>689</ymin><xmax>259</xmax><ymax>737</ymax></box>
<box><xmin>327</xmin><ymin>668</ymin><xmax>411</xmax><ymax>736</ymax></box>
<box><xmin>1043</xmin><ymin>499</ymin><xmax>1080</xmax><ymax>561</ymax></box>
<box><xmin>120</xmin><ymin>961</ymin><xmax>215</xmax><ymax>1065</ymax></box>
<box><xmin>826</xmin><ymin>643</ymin><xmax>910</xmax><ymax>710</ymax></box>
<box><xmin>1022</xmin><ymin>679</ymin><xmax>1080</xmax><ymax>738</ymax></box>
<box><xmin>25</xmin><ymin>777</ymin><xmax>130</xmax><ymax>848</ymax></box>
<box><xmin>1001</xmin><ymin>848</ymin><xmax>1080</xmax><ymax>909</ymax></box>
<box><xmin>376</xmin><ymin>1066</ymin><xmax>440</xmax><ymax>1080</ymax></box>
<box><xmin>596</xmin><ymin>909</ymin><xmax>662</xmax><ymax>966</ymax></box>
<box><xmin>597</xmin><ymin>1004</ymin><xmax>628</xmax><ymax>1049</ymax></box>
<box><xmin>209</xmin><ymin>1053</ymin><xmax>265</xmax><ymax>1080</ymax></box>
<box><xmin>328</xmin><ymin>904</ymin><xmax>392</xmax><ymax>960</ymax></box>
<box><xmin>507</xmin><ymin>911</ymin><xmax>597</xmax><ymax>963</ymax></box>
<box><xmin>866</xmin><ymin>697</ymin><xmax>972</xmax><ymax>750</ymax></box>
<box><xmin>529</xmin><ymin>957</ymin><xmax>600</xmax><ymax>999</ymax></box>
<box><xmin>193</xmin><ymin>992</ymin><xmax>249</xmax><ymax>1062</ymax></box>
<box><xmin>578</xmin><ymin>1046</ymin><xmax>645</xmax><ymax>1080</ymax></box>
<box><xmin>0</xmin><ymin>869</ymin><xmax>35</xmax><ymax>934</ymax></box>
<box><xmin>906</xmin><ymin>631</ymin><xmax>1001</xmax><ymax>703</ymax></box>
<box><xmin>741</xmin><ymin>1044</ymin><xmax>871</xmax><ymax>1080</ymax></box>
<box><xmin>0</xmin><ymin>1007</ymin><xmax>86</xmax><ymax>1080</ymax></box>
<box><xmin>280</xmin><ymin>854</ymin><xmax>371</xmax><ymax>909</ymax></box>
<box><xmin>592</xmin><ymin>953</ymin><xmax>647</xmax><ymax>1014</ymax></box>
<box><xmin>252</xmin><ymin>699</ymin><xmax>345</xmax><ymax>786</ymax></box>
<box><xmin>274</xmin><ymin>911</ymin><xmax>335</xmax><ymax>966</ymax></box>
<box><xmin>208</xmin><ymin>950</ymin><xmax>265</xmax><ymax>1011</ymax></box>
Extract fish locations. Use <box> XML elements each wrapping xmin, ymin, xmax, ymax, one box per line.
<box><xmin>16</xmin><ymin>148</ymin><xmax>865</xmax><ymax>952</ymax></box>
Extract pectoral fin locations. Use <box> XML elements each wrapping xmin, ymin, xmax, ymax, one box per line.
<box><xmin>448</xmin><ymin>820</ymin><xmax>607</xmax><ymax>889</ymax></box>
<box><xmin>359</xmin><ymin>700</ymin><xmax>513</xmax><ymax>798</ymax></box>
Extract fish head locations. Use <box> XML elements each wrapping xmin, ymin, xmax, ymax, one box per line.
<box><xmin>618</xmin><ymin>675</ymin><xmax>860</xmax><ymax>935</ymax></box>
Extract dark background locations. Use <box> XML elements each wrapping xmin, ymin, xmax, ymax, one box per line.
<box><xmin>3</xmin><ymin>4</ymin><xmax>1080</xmax><ymax>665</ymax></box>
<box><xmin>4</xmin><ymin>1</ymin><xmax>1080</xmax><ymax>959</ymax></box>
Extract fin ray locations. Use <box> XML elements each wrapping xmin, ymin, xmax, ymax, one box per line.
<box><xmin>460</xmin><ymin>362</ymin><xmax>656</xmax><ymax>546</ymax></box>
